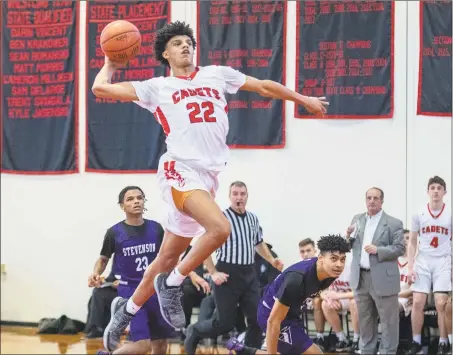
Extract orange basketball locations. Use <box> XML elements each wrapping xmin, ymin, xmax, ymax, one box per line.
<box><xmin>100</xmin><ymin>20</ymin><xmax>141</xmax><ymax>62</ymax></box>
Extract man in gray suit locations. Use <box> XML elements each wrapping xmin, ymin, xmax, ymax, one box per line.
<box><xmin>345</xmin><ymin>187</ymin><xmax>405</xmax><ymax>354</ymax></box>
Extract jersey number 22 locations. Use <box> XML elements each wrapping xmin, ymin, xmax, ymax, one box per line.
<box><xmin>187</xmin><ymin>102</ymin><xmax>216</xmax><ymax>123</ymax></box>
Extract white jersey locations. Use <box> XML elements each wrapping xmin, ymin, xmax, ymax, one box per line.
<box><xmin>411</xmin><ymin>203</ymin><xmax>452</xmax><ymax>257</ymax></box>
<box><xmin>130</xmin><ymin>65</ymin><xmax>246</xmax><ymax>172</ymax></box>
<box><xmin>329</xmin><ymin>253</ymin><xmax>352</xmax><ymax>293</ymax></box>
<box><xmin>398</xmin><ymin>256</ymin><xmax>410</xmax><ymax>292</ymax></box>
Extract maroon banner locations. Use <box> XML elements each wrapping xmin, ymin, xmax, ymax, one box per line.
<box><xmin>417</xmin><ymin>1</ymin><xmax>452</xmax><ymax>117</ymax></box>
<box><xmin>85</xmin><ymin>1</ymin><xmax>169</xmax><ymax>173</ymax></box>
<box><xmin>295</xmin><ymin>1</ymin><xmax>394</xmax><ymax>119</ymax></box>
<box><xmin>197</xmin><ymin>0</ymin><xmax>286</xmax><ymax>148</ymax></box>
<box><xmin>1</xmin><ymin>0</ymin><xmax>79</xmax><ymax>174</ymax></box>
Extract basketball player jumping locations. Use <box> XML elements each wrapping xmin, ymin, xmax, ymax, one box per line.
<box><xmin>226</xmin><ymin>235</ymin><xmax>351</xmax><ymax>355</ymax></box>
<box><xmin>406</xmin><ymin>176</ymin><xmax>452</xmax><ymax>355</ymax></box>
<box><xmin>92</xmin><ymin>21</ymin><xmax>328</xmax><ymax>351</ymax></box>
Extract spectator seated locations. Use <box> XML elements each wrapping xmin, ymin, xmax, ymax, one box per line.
<box><xmin>84</xmin><ymin>271</ymin><xmax>118</xmax><ymax>339</ymax></box>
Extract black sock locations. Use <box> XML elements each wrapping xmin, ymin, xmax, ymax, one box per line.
<box><xmin>237</xmin><ymin>345</ymin><xmax>257</xmax><ymax>355</ymax></box>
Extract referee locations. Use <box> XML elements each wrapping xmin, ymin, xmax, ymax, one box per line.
<box><xmin>184</xmin><ymin>181</ymin><xmax>284</xmax><ymax>354</ymax></box>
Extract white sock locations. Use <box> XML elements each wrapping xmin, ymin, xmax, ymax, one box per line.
<box><xmin>125</xmin><ymin>299</ymin><xmax>141</xmax><ymax>315</ymax></box>
<box><xmin>336</xmin><ymin>332</ymin><xmax>346</xmax><ymax>341</ymax></box>
<box><xmin>439</xmin><ymin>337</ymin><xmax>448</xmax><ymax>345</ymax></box>
<box><xmin>316</xmin><ymin>333</ymin><xmax>324</xmax><ymax>339</ymax></box>
<box><xmin>166</xmin><ymin>268</ymin><xmax>186</xmax><ymax>287</ymax></box>
<box><xmin>353</xmin><ymin>333</ymin><xmax>360</xmax><ymax>342</ymax></box>
<box><xmin>448</xmin><ymin>334</ymin><xmax>452</xmax><ymax>344</ymax></box>
<box><xmin>413</xmin><ymin>334</ymin><xmax>422</xmax><ymax>344</ymax></box>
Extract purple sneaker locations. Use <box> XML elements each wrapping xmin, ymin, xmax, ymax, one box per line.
<box><xmin>96</xmin><ymin>351</ymin><xmax>110</xmax><ymax>355</ymax></box>
<box><xmin>226</xmin><ymin>337</ymin><xmax>244</xmax><ymax>354</ymax></box>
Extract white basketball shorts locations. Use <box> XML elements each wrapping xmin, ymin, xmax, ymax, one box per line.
<box><xmin>156</xmin><ymin>153</ymin><xmax>219</xmax><ymax>238</ymax></box>
<box><xmin>411</xmin><ymin>254</ymin><xmax>452</xmax><ymax>293</ymax></box>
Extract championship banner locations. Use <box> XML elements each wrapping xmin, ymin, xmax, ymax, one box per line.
<box><xmin>86</xmin><ymin>1</ymin><xmax>169</xmax><ymax>173</ymax></box>
<box><xmin>1</xmin><ymin>1</ymin><xmax>79</xmax><ymax>174</ymax></box>
<box><xmin>197</xmin><ymin>0</ymin><xmax>286</xmax><ymax>148</ymax></box>
<box><xmin>417</xmin><ymin>0</ymin><xmax>452</xmax><ymax>117</ymax></box>
<box><xmin>295</xmin><ymin>1</ymin><xmax>394</xmax><ymax>119</ymax></box>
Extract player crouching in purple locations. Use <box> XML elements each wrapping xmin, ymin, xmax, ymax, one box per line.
<box><xmin>227</xmin><ymin>235</ymin><xmax>351</xmax><ymax>355</ymax></box>
<box><xmin>97</xmin><ymin>186</ymin><xmax>209</xmax><ymax>355</ymax></box>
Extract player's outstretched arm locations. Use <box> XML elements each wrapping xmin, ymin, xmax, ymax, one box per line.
<box><xmin>240</xmin><ymin>76</ymin><xmax>329</xmax><ymax>117</ymax></box>
<box><xmin>92</xmin><ymin>57</ymin><xmax>139</xmax><ymax>102</ymax></box>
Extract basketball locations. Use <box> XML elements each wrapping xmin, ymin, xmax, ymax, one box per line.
<box><xmin>100</xmin><ymin>20</ymin><xmax>141</xmax><ymax>62</ymax></box>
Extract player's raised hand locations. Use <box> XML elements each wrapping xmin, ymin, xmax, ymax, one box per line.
<box><xmin>301</xmin><ymin>96</ymin><xmax>329</xmax><ymax>117</ymax></box>
<box><xmin>104</xmin><ymin>55</ymin><xmax>128</xmax><ymax>69</ymax></box>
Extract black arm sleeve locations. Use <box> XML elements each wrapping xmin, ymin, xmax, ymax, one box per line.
<box><xmin>157</xmin><ymin>223</ymin><xmax>165</xmax><ymax>245</ymax></box>
<box><xmin>275</xmin><ymin>272</ymin><xmax>304</xmax><ymax>307</ymax></box>
<box><xmin>100</xmin><ymin>228</ymin><xmax>116</xmax><ymax>258</ymax></box>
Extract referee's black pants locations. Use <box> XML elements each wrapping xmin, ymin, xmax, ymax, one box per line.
<box><xmin>193</xmin><ymin>262</ymin><xmax>262</xmax><ymax>348</ymax></box>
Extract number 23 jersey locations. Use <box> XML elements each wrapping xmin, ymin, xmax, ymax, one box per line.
<box><xmin>100</xmin><ymin>219</ymin><xmax>165</xmax><ymax>285</ymax></box>
<box><xmin>131</xmin><ymin>66</ymin><xmax>247</xmax><ymax>172</ymax></box>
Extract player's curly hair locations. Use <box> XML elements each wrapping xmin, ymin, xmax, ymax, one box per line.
<box><xmin>317</xmin><ymin>234</ymin><xmax>351</xmax><ymax>255</ymax></box>
<box><xmin>154</xmin><ymin>21</ymin><xmax>196</xmax><ymax>67</ymax></box>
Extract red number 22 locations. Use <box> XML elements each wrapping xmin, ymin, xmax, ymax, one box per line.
<box><xmin>187</xmin><ymin>102</ymin><xmax>216</xmax><ymax>123</ymax></box>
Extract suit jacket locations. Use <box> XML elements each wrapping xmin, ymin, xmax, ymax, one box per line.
<box><xmin>349</xmin><ymin>211</ymin><xmax>405</xmax><ymax>296</ymax></box>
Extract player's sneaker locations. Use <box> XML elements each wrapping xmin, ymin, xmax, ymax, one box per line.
<box><xmin>96</xmin><ymin>351</ymin><xmax>110</xmax><ymax>355</ymax></box>
<box><xmin>351</xmin><ymin>340</ymin><xmax>359</xmax><ymax>353</ymax></box>
<box><xmin>154</xmin><ymin>272</ymin><xmax>185</xmax><ymax>330</ymax></box>
<box><xmin>335</xmin><ymin>340</ymin><xmax>349</xmax><ymax>352</ymax></box>
<box><xmin>226</xmin><ymin>337</ymin><xmax>245</xmax><ymax>354</ymax></box>
<box><xmin>438</xmin><ymin>342</ymin><xmax>450</xmax><ymax>355</ymax></box>
<box><xmin>103</xmin><ymin>297</ymin><xmax>133</xmax><ymax>352</ymax></box>
<box><xmin>313</xmin><ymin>336</ymin><xmax>326</xmax><ymax>352</ymax></box>
<box><xmin>404</xmin><ymin>341</ymin><xmax>423</xmax><ymax>355</ymax></box>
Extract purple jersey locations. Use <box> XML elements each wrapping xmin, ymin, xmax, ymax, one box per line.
<box><xmin>101</xmin><ymin>219</ymin><xmax>164</xmax><ymax>286</ymax></box>
<box><xmin>260</xmin><ymin>257</ymin><xmax>336</xmax><ymax>320</ymax></box>
<box><xmin>257</xmin><ymin>258</ymin><xmax>336</xmax><ymax>354</ymax></box>
<box><xmin>100</xmin><ymin>219</ymin><xmax>173</xmax><ymax>341</ymax></box>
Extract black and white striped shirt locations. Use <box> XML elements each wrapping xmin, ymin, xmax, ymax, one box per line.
<box><xmin>216</xmin><ymin>207</ymin><xmax>264</xmax><ymax>265</ymax></box>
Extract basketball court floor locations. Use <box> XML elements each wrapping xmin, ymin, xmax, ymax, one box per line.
<box><xmin>1</xmin><ymin>325</ymin><xmax>346</xmax><ymax>354</ymax></box>
<box><xmin>1</xmin><ymin>325</ymin><xmax>230</xmax><ymax>354</ymax></box>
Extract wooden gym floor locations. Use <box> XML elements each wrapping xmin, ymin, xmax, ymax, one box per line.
<box><xmin>1</xmin><ymin>326</ymin><xmax>346</xmax><ymax>354</ymax></box>
<box><xmin>0</xmin><ymin>325</ymin><xmax>231</xmax><ymax>354</ymax></box>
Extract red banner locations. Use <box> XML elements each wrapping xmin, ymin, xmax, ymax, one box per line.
<box><xmin>1</xmin><ymin>0</ymin><xmax>79</xmax><ymax>174</ymax></box>
<box><xmin>197</xmin><ymin>0</ymin><xmax>286</xmax><ymax>148</ymax></box>
<box><xmin>85</xmin><ymin>1</ymin><xmax>169</xmax><ymax>173</ymax></box>
<box><xmin>295</xmin><ymin>1</ymin><xmax>394</xmax><ymax>119</ymax></box>
<box><xmin>417</xmin><ymin>1</ymin><xmax>452</xmax><ymax>117</ymax></box>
